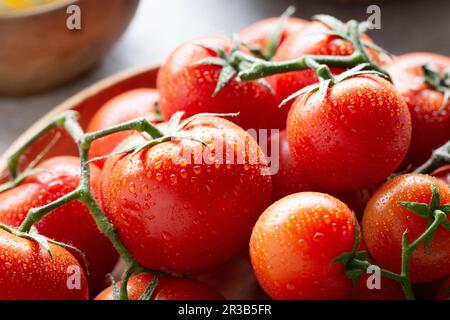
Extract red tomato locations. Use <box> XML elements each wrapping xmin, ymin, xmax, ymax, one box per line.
<box><xmin>95</xmin><ymin>274</ymin><xmax>223</xmax><ymax>300</ymax></box>
<box><xmin>436</xmin><ymin>277</ymin><xmax>450</xmax><ymax>300</ymax></box>
<box><xmin>196</xmin><ymin>251</ymin><xmax>269</xmax><ymax>300</ymax></box>
<box><xmin>87</xmin><ymin>89</ymin><xmax>160</xmax><ymax>168</ymax></box>
<box><xmin>387</xmin><ymin>53</ymin><xmax>450</xmax><ymax>167</ymax></box>
<box><xmin>250</xmin><ymin>192</ymin><xmax>359</xmax><ymax>300</ymax></box>
<box><xmin>0</xmin><ymin>228</ymin><xmax>89</xmax><ymax>300</ymax></box>
<box><xmin>101</xmin><ymin>117</ymin><xmax>272</xmax><ymax>274</ymax></box>
<box><xmin>239</xmin><ymin>17</ymin><xmax>309</xmax><ymax>54</ymax></box>
<box><xmin>271</xmin><ymin>21</ymin><xmax>390</xmax><ymax>105</ymax></box>
<box><xmin>157</xmin><ymin>36</ymin><xmax>282</xmax><ymax>130</ymax></box>
<box><xmin>363</xmin><ymin>174</ymin><xmax>450</xmax><ymax>283</ymax></box>
<box><xmin>271</xmin><ymin>131</ymin><xmax>319</xmax><ymax>200</ymax></box>
<box><xmin>271</xmin><ymin>131</ymin><xmax>372</xmax><ymax>217</ymax></box>
<box><xmin>0</xmin><ymin>156</ymin><xmax>118</xmax><ymax>294</ymax></box>
<box><xmin>353</xmin><ymin>274</ymin><xmax>405</xmax><ymax>300</ymax></box>
<box><xmin>287</xmin><ymin>74</ymin><xmax>412</xmax><ymax>192</ymax></box>
<box><xmin>432</xmin><ymin>165</ymin><xmax>450</xmax><ymax>185</ymax></box>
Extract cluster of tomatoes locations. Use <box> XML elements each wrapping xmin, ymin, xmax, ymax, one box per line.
<box><xmin>0</xmin><ymin>10</ymin><xmax>449</xmax><ymax>301</ymax></box>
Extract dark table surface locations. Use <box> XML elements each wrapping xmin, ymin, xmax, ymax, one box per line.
<box><xmin>0</xmin><ymin>0</ymin><xmax>449</xmax><ymax>152</ymax></box>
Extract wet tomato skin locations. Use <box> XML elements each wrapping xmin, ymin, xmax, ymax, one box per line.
<box><xmin>95</xmin><ymin>274</ymin><xmax>223</xmax><ymax>300</ymax></box>
<box><xmin>271</xmin><ymin>131</ymin><xmax>319</xmax><ymax>201</ymax></box>
<box><xmin>387</xmin><ymin>53</ymin><xmax>450</xmax><ymax>167</ymax></box>
<box><xmin>362</xmin><ymin>174</ymin><xmax>450</xmax><ymax>283</ymax></box>
<box><xmin>0</xmin><ymin>156</ymin><xmax>118</xmax><ymax>294</ymax></box>
<box><xmin>87</xmin><ymin>89</ymin><xmax>160</xmax><ymax>168</ymax></box>
<box><xmin>287</xmin><ymin>74</ymin><xmax>412</xmax><ymax>192</ymax></box>
<box><xmin>157</xmin><ymin>36</ymin><xmax>281</xmax><ymax>130</ymax></box>
<box><xmin>239</xmin><ymin>17</ymin><xmax>309</xmax><ymax>52</ymax></box>
<box><xmin>0</xmin><ymin>228</ymin><xmax>89</xmax><ymax>300</ymax></box>
<box><xmin>101</xmin><ymin>117</ymin><xmax>272</xmax><ymax>274</ymax></box>
<box><xmin>250</xmin><ymin>192</ymin><xmax>359</xmax><ymax>300</ymax></box>
<box><xmin>271</xmin><ymin>21</ymin><xmax>389</xmax><ymax>106</ymax></box>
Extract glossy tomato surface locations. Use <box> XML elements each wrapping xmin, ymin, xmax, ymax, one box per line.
<box><xmin>0</xmin><ymin>228</ymin><xmax>89</xmax><ymax>300</ymax></box>
<box><xmin>0</xmin><ymin>156</ymin><xmax>118</xmax><ymax>293</ymax></box>
<box><xmin>287</xmin><ymin>74</ymin><xmax>411</xmax><ymax>192</ymax></box>
<box><xmin>363</xmin><ymin>174</ymin><xmax>450</xmax><ymax>283</ymax></box>
<box><xmin>157</xmin><ymin>36</ymin><xmax>282</xmax><ymax>130</ymax></box>
<box><xmin>270</xmin><ymin>21</ymin><xmax>389</xmax><ymax>105</ymax></box>
<box><xmin>387</xmin><ymin>53</ymin><xmax>450</xmax><ymax>167</ymax></box>
<box><xmin>101</xmin><ymin>117</ymin><xmax>272</xmax><ymax>274</ymax></box>
<box><xmin>250</xmin><ymin>192</ymin><xmax>359</xmax><ymax>299</ymax></box>
<box><xmin>87</xmin><ymin>88</ymin><xmax>160</xmax><ymax>168</ymax></box>
<box><xmin>95</xmin><ymin>274</ymin><xmax>223</xmax><ymax>300</ymax></box>
<box><xmin>239</xmin><ymin>17</ymin><xmax>309</xmax><ymax>54</ymax></box>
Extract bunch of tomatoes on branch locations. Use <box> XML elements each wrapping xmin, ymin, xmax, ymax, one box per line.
<box><xmin>0</xmin><ymin>7</ymin><xmax>449</xmax><ymax>301</ymax></box>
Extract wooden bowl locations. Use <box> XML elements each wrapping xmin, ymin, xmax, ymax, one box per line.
<box><xmin>0</xmin><ymin>0</ymin><xmax>140</xmax><ymax>95</ymax></box>
<box><xmin>0</xmin><ymin>63</ymin><xmax>159</xmax><ymax>178</ymax></box>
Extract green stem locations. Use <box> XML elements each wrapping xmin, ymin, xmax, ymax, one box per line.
<box><xmin>235</xmin><ymin>19</ymin><xmax>389</xmax><ymax>83</ymax></box>
<box><xmin>19</xmin><ymin>189</ymin><xmax>80</xmax><ymax>233</ymax></box>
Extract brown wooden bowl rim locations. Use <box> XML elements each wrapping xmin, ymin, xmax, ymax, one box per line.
<box><xmin>0</xmin><ymin>62</ymin><xmax>160</xmax><ymax>173</ymax></box>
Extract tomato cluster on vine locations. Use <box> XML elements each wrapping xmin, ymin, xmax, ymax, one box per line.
<box><xmin>0</xmin><ymin>8</ymin><xmax>448</xmax><ymax>301</ymax></box>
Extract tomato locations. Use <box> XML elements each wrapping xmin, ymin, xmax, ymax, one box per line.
<box><xmin>0</xmin><ymin>228</ymin><xmax>89</xmax><ymax>300</ymax></box>
<box><xmin>271</xmin><ymin>131</ymin><xmax>319</xmax><ymax>200</ymax></box>
<box><xmin>101</xmin><ymin>117</ymin><xmax>272</xmax><ymax>274</ymax></box>
<box><xmin>386</xmin><ymin>53</ymin><xmax>450</xmax><ymax>167</ymax></box>
<box><xmin>196</xmin><ymin>251</ymin><xmax>269</xmax><ymax>300</ymax></box>
<box><xmin>353</xmin><ymin>273</ymin><xmax>404</xmax><ymax>300</ymax></box>
<box><xmin>95</xmin><ymin>274</ymin><xmax>223</xmax><ymax>300</ymax></box>
<box><xmin>271</xmin><ymin>131</ymin><xmax>372</xmax><ymax>217</ymax></box>
<box><xmin>270</xmin><ymin>21</ymin><xmax>390</xmax><ymax>105</ymax></box>
<box><xmin>239</xmin><ymin>17</ymin><xmax>309</xmax><ymax>55</ymax></box>
<box><xmin>287</xmin><ymin>74</ymin><xmax>412</xmax><ymax>192</ymax></box>
<box><xmin>432</xmin><ymin>165</ymin><xmax>450</xmax><ymax>185</ymax></box>
<box><xmin>87</xmin><ymin>89</ymin><xmax>160</xmax><ymax>168</ymax></box>
<box><xmin>0</xmin><ymin>156</ymin><xmax>118</xmax><ymax>294</ymax></box>
<box><xmin>250</xmin><ymin>192</ymin><xmax>359</xmax><ymax>299</ymax></box>
<box><xmin>436</xmin><ymin>277</ymin><xmax>450</xmax><ymax>300</ymax></box>
<box><xmin>157</xmin><ymin>36</ymin><xmax>282</xmax><ymax>130</ymax></box>
<box><xmin>362</xmin><ymin>174</ymin><xmax>450</xmax><ymax>283</ymax></box>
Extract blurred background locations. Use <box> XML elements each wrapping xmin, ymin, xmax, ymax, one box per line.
<box><xmin>0</xmin><ymin>0</ymin><xmax>449</xmax><ymax>152</ymax></box>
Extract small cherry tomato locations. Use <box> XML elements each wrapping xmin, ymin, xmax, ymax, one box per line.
<box><xmin>287</xmin><ymin>74</ymin><xmax>412</xmax><ymax>192</ymax></box>
<box><xmin>363</xmin><ymin>174</ymin><xmax>450</xmax><ymax>283</ymax></box>
<box><xmin>0</xmin><ymin>228</ymin><xmax>89</xmax><ymax>300</ymax></box>
<box><xmin>0</xmin><ymin>156</ymin><xmax>118</xmax><ymax>293</ymax></box>
<box><xmin>101</xmin><ymin>117</ymin><xmax>272</xmax><ymax>274</ymax></box>
<box><xmin>95</xmin><ymin>274</ymin><xmax>223</xmax><ymax>300</ymax></box>
<box><xmin>387</xmin><ymin>53</ymin><xmax>450</xmax><ymax>167</ymax></box>
<box><xmin>157</xmin><ymin>36</ymin><xmax>281</xmax><ymax>130</ymax></box>
<box><xmin>239</xmin><ymin>16</ymin><xmax>309</xmax><ymax>56</ymax></box>
<box><xmin>250</xmin><ymin>192</ymin><xmax>359</xmax><ymax>299</ymax></box>
<box><xmin>87</xmin><ymin>89</ymin><xmax>160</xmax><ymax>167</ymax></box>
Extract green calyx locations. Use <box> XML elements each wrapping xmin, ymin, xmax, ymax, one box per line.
<box><xmin>0</xmin><ymin>223</ymin><xmax>89</xmax><ymax>273</ymax></box>
<box><xmin>195</xmin><ymin>34</ymin><xmax>274</xmax><ymax>96</ymax></box>
<box><xmin>333</xmin><ymin>182</ymin><xmax>450</xmax><ymax>300</ymax></box>
<box><xmin>398</xmin><ymin>183</ymin><xmax>450</xmax><ymax>252</ymax></box>
<box><xmin>88</xmin><ymin>111</ymin><xmax>238</xmax><ymax>164</ymax></box>
<box><xmin>421</xmin><ymin>63</ymin><xmax>450</xmax><ymax>110</ymax></box>
<box><xmin>243</xmin><ymin>6</ymin><xmax>296</xmax><ymax>61</ymax></box>
<box><xmin>280</xmin><ymin>62</ymin><xmax>388</xmax><ymax>107</ymax></box>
